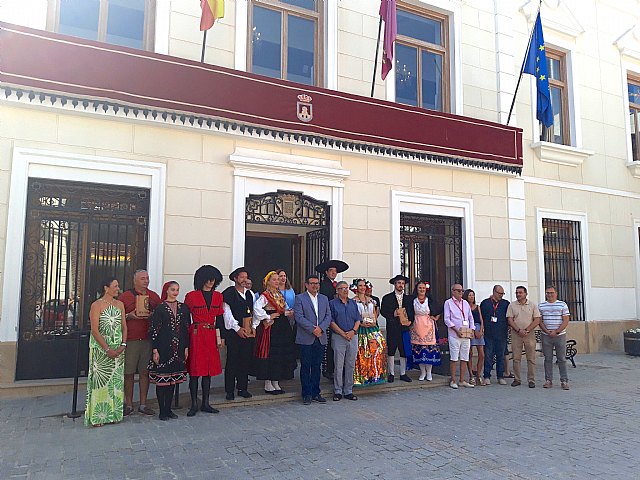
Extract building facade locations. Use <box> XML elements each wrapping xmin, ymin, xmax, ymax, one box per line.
<box><xmin>0</xmin><ymin>0</ymin><xmax>639</xmax><ymax>384</ymax></box>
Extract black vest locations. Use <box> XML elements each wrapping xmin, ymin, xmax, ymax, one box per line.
<box><xmin>222</xmin><ymin>286</ymin><xmax>253</xmax><ymax>328</ymax></box>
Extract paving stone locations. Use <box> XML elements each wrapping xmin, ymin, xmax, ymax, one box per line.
<box><xmin>1</xmin><ymin>353</ymin><xmax>639</xmax><ymax>479</ymax></box>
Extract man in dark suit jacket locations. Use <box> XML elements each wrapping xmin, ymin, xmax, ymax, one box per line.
<box><xmin>294</xmin><ymin>274</ymin><xmax>332</xmax><ymax>405</ymax></box>
<box><xmin>380</xmin><ymin>275</ymin><xmax>415</xmax><ymax>383</ymax></box>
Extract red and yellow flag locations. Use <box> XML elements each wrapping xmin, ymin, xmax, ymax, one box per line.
<box><xmin>200</xmin><ymin>0</ymin><xmax>224</xmax><ymax>31</ymax></box>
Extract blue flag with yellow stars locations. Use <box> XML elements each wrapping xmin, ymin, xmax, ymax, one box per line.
<box><xmin>523</xmin><ymin>13</ymin><xmax>553</xmax><ymax>128</ymax></box>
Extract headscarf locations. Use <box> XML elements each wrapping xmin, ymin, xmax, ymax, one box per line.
<box><xmin>262</xmin><ymin>270</ymin><xmax>286</xmax><ymax>312</ymax></box>
<box><xmin>263</xmin><ymin>271</ymin><xmax>278</xmax><ymax>290</ymax></box>
<box><xmin>161</xmin><ymin>281</ymin><xmax>179</xmax><ymax>301</ymax></box>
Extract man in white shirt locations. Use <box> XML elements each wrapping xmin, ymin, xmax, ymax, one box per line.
<box><xmin>221</xmin><ymin>267</ymin><xmax>255</xmax><ymax>400</ymax></box>
<box><xmin>538</xmin><ymin>285</ymin><xmax>570</xmax><ymax>390</ymax></box>
<box><xmin>443</xmin><ymin>284</ymin><xmax>475</xmax><ymax>389</ymax></box>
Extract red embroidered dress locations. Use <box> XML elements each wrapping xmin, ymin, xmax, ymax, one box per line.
<box><xmin>184</xmin><ymin>290</ymin><xmax>223</xmax><ymax>377</ymax></box>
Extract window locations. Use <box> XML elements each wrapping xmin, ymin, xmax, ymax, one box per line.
<box><xmin>542</xmin><ymin>218</ymin><xmax>585</xmax><ymax>321</ymax></box>
<box><xmin>48</xmin><ymin>0</ymin><xmax>155</xmax><ymax>50</ymax></box>
<box><xmin>16</xmin><ymin>178</ymin><xmax>150</xmax><ymax>380</ymax></box>
<box><xmin>629</xmin><ymin>75</ymin><xmax>640</xmax><ymax>162</ymax></box>
<box><xmin>249</xmin><ymin>0</ymin><xmax>322</xmax><ymax>86</ymax></box>
<box><xmin>395</xmin><ymin>6</ymin><xmax>449</xmax><ymax>112</ymax></box>
<box><xmin>541</xmin><ymin>49</ymin><xmax>570</xmax><ymax>145</ymax></box>
<box><xmin>400</xmin><ymin>213</ymin><xmax>462</xmax><ymax>309</ymax></box>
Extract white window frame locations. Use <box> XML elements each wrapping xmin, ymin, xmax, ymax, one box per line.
<box><xmin>622</xmin><ymin>62</ymin><xmax>640</xmax><ymax>165</ymax></box>
<box><xmin>228</xmin><ymin>147</ymin><xmax>349</xmax><ymax>274</ymax></box>
<box><xmin>235</xmin><ymin>0</ymin><xmax>337</xmax><ymax>89</ymax></box>
<box><xmin>385</xmin><ymin>0</ymin><xmax>462</xmax><ymax>114</ymax></box>
<box><xmin>0</xmin><ymin>148</ymin><xmax>166</xmax><ymax>342</ymax></box>
<box><xmin>535</xmin><ymin>208</ymin><xmax>591</xmax><ymax>319</ymax></box>
<box><xmin>391</xmin><ymin>190</ymin><xmax>474</xmax><ymax>288</ymax></box>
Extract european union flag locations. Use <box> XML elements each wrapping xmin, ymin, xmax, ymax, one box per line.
<box><xmin>523</xmin><ymin>13</ymin><xmax>553</xmax><ymax>128</ymax></box>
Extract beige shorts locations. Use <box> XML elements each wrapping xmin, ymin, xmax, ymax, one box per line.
<box><xmin>124</xmin><ymin>339</ymin><xmax>152</xmax><ymax>375</ymax></box>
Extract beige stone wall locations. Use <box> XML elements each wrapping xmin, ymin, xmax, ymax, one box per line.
<box><xmin>167</xmin><ymin>0</ymin><xmax>236</xmax><ymax>67</ymax></box>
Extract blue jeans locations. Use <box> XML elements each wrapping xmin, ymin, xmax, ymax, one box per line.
<box><xmin>299</xmin><ymin>338</ymin><xmax>323</xmax><ymax>398</ymax></box>
<box><xmin>483</xmin><ymin>335</ymin><xmax>507</xmax><ymax>379</ymax></box>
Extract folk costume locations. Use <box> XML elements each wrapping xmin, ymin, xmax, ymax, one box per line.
<box><xmin>316</xmin><ymin>259</ymin><xmax>349</xmax><ymax>380</ymax></box>
<box><xmin>380</xmin><ymin>275</ymin><xmax>415</xmax><ymax>382</ymax></box>
<box><xmin>353</xmin><ymin>299</ymin><xmax>387</xmax><ymax>386</ymax></box>
<box><xmin>252</xmin><ymin>272</ymin><xmax>297</xmax><ymax>393</ymax></box>
<box><xmin>221</xmin><ymin>267</ymin><xmax>255</xmax><ymax>399</ymax></box>
<box><xmin>410</xmin><ymin>293</ymin><xmax>441</xmax><ymax>382</ymax></box>
<box><xmin>148</xmin><ymin>282</ymin><xmax>190</xmax><ymax>420</ymax></box>
<box><xmin>184</xmin><ymin>265</ymin><xmax>224</xmax><ymax>416</ymax></box>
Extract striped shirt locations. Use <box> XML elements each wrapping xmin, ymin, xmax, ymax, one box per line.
<box><xmin>538</xmin><ymin>300</ymin><xmax>570</xmax><ymax>335</ymax></box>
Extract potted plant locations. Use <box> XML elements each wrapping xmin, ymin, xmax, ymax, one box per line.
<box><xmin>431</xmin><ymin>337</ymin><xmax>450</xmax><ymax>376</ymax></box>
<box><xmin>623</xmin><ymin>329</ymin><xmax>640</xmax><ymax>356</ymax></box>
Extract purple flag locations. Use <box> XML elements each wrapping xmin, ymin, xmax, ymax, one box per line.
<box><xmin>379</xmin><ymin>0</ymin><xmax>397</xmax><ymax>80</ymax></box>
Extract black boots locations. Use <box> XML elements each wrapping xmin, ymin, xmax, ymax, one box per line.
<box><xmin>200</xmin><ymin>376</ymin><xmax>219</xmax><ymax>414</ymax></box>
<box><xmin>187</xmin><ymin>376</ymin><xmax>199</xmax><ymax>417</ymax></box>
<box><xmin>187</xmin><ymin>376</ymin><xmax>219</xmax><ymax>416</ymax></box>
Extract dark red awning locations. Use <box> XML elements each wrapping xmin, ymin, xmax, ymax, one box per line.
<box><xmin>0</xmin><ymin>22</ymin><xmax>522</xmax><ymax>172</ymax></box>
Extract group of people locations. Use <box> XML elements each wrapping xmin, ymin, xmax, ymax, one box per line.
<box><xmin>84</xmin><ymin>262</ymin><xmax>571</xmax><ymax>427</ymax></box>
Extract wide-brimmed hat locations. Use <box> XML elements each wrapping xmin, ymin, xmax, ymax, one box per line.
<box><xmin>315</xmin><ymin>259</ymin><xmax>349</xmax><ymax>274</ymax></box>
<box><xmin>229</xmin><ymin>266</ymin><xmax>250</xmax><ymax>282</ymax></box>
<box><xmin>389</xmin><ymin>274</ymin><xmax>410</xmax><ymax>285</ymax></box>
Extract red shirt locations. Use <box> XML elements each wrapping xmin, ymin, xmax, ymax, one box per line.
<box><xmin>119</xmin><ymin>288</ymin><xmax>162</xmax><ymax>341</ymax></box>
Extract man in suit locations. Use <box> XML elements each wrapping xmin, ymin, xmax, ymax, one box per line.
<box><xmin>294</xmin><ymin>274</ymin><xmax>332</xmax><ymax>405</ymax></box>
<box><xmin>380</xmin><ymin>275</ymin><xmax>415</xmax><ymax>383</ymax></box>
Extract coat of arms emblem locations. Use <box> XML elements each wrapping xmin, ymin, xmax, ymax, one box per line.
<box><xmin>296</xmin><ymin>93</ymin><xmax>313</xmax><ymax>122</ymax></box>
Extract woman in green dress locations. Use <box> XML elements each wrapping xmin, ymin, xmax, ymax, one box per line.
<box><xmin>85</xmin><ymin>277</ymin><xmax>128</xmax><ymax>427</ymax></box>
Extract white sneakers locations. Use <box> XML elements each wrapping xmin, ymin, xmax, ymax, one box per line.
<box><xmin>450</xmin><ymin>381</ymin><xmax>459</xmax><ymax>389</ymax></box>
<box><xmin>460</xmin><ymin>380</ymin><xmax>475</xmax><ymax>388</ymax></box>
<box><xmin>482</xmin><ymin>378</ymin><xmax>491</xmax><ymax>386</ymax></box>
<box><xmin>426</xmin><ymin>373</ymin><xmax>433</xmax><ymax>381</ymax></box>
<box><xmin>498</xmin><ymin>378</ymin><xmax>507</xmax><ymax>385</ymax></box>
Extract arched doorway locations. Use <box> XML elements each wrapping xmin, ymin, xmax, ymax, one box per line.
<box><xmin>245</xmin><ymin>190</ymin><xmax>329</xmax><ymax>292</ymax></box>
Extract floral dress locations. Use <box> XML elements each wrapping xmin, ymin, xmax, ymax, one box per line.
<box><xmin>85</xmin><ymin>304</ymin><xmax>124</xmax><ymax>426</ymax></box>
<box><xmin>354</xmin><ymin>297</ymin><xmax>387</xmax><ymax>385</ymax></box>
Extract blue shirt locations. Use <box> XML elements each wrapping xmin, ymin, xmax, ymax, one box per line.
<box><xmin>329</xmin><ymin>297</ymin><xmax>360</xmax><ymax>332</ymax></box>
<box><xmin>281</xmin><ymin>288</ymin><xmax>296</xmax><ymax>309</ymax></box>
<box><xmin>480</xmin><ymin>297</ymin><xmax>510</xmax><ymax>339</ymax></box>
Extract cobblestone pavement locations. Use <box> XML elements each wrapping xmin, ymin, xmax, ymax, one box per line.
<box><xmin>1</xmin><ymin>353</ymin><xmax>639</xmax><ymax>479</ymax></box>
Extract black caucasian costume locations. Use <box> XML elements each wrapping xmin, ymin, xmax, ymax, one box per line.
<box><xmin>221</xmin><ymin>268</ymin><xmax>255</xmax><ymax>399</ymax></box>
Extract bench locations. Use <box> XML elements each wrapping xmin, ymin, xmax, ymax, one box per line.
<box><xmin>505</xmin><ymin>330</ymin><xmax>577</xmax><ymax>368</ymax></box>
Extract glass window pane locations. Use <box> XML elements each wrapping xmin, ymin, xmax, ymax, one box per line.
<box><xmin>106</xmin><ymin>0</ymin><xmax>145</xmax><ymax>49</ymax></box>
<box><xmin>421</xmin><ymin>50</ymin><xmax>443</xmax><ymax>111</ymax></box>
<box><xmin>287</xmin><ymin>15</ymin><xmax>315</xmax><ymax>85</ymax></box>
<box><xmin>547</xmin><ymin>57</ymin><xmax>562</xmax><ymax>81</ymax></box>
<box><xmin>58</xmin><ymin>0</ymin><xmax>100</xmax><ymax>41</ymax></box>
<box><xmin>550</xmin><ymin>85</ymin><xmax>564</xmax><ymax>144</ymax></box>
<box><xmin>629</xmin><ymin>81</ymin><xmax>640</xmax><ymax>106</ymax></box>
<box><xmin>396</xmin><ymin>44</ymin><xmax>418</xmax><ymax>107</ymax></box>
<box><xmin>252</xmin><ymin>6</ymin><xmax>282</xmax><ymax>79</ymax></box>
<box><xmin>397</xmin><ymin>9</ymin><xmax>442</xmax><ymax>45</ymax></box>
<box><xmin>281</xmin><ymin>0</ymin><xmax>316</xmax><ymax>11</ymax></box>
